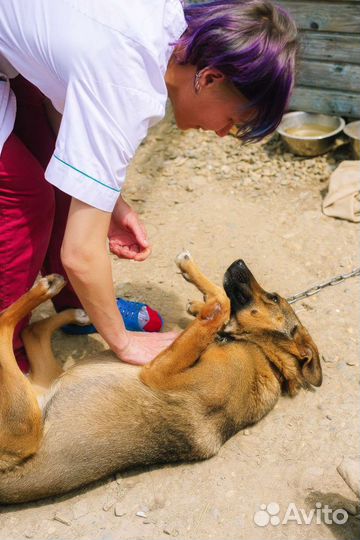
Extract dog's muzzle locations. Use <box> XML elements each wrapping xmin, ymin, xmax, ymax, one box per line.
<box><xmin>223</xmin><ymin>259</ymin><xmax>253</xmax><ymax>312</ymax></box>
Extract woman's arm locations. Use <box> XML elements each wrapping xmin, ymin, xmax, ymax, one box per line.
<box><xmin>61</xmin><ymin>197</ymin><xmax>130</xmax><ymax>355</ymax></box>
<box><xmin>45</xmin><ymin>100</ymin><xmax>128</xmax><ymax>352</ymax></box>
<box><xmin>44</xmin><ymin>101</ymin><xmax>176</xmax><ymax>361</ymax></box>
<box><xmin>61</xmin><ymin>198</ymin><xmax>178</xmax><ymax>363</ymax></box>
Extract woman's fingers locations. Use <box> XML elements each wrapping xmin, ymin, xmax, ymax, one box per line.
<box><xmin>109</xmin><ymin>240</ymin><xmax>151</xmax><ymax>260</ymax></box>
<box><xmin>117</xmin><ymin>331</ymin><xmax>179</xmax><ymax>365</ymax></box>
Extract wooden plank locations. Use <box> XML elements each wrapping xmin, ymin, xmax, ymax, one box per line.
<box><xmin>290</xmin><ymin>86</ymin><xmax>360</xmax><ymax>117</ymax></box>
<box><xmin>275</xmin><ymin>2</ymin><xmax>360</xmax><ymax>32</ymax></box>
<box><xmin>297</xmin><ymin>59</ymin><xmax>360</xmax><ymax>92</ymax></box>
<box><xmin>299</xmin><ymin>32</ymin><xmax>360</xmax><ymax>64</ymax></box>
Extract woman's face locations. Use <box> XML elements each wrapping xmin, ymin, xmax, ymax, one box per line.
<box><xmin>167</xmin><ymin>66</ymin><xmax>255</xmax><ymax>137</ymax></box>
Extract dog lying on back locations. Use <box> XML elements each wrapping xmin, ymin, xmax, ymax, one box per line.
<box><xmin>0</xmin><ymin>252</ymin><xmax>322</xmax><ymax>503</ymax></box>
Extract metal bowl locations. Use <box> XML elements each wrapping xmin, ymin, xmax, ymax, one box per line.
<box><xmin>344</xmin><ymin>120</ymin><xmax>360</xmax><ymax>159</ymax></box>
<box><xmin>277</xmin><ymin>112</ymin><xmax>345</xmax><ymax>157</ymax></box>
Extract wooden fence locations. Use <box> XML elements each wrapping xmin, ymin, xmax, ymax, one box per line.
<box><xmin>276</xmin><ymin>0</ymin><xmax>360</xmax><ymax>118</ymax></box>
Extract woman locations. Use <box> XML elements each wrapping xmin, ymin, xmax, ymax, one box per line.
<box><xmin>0</xmin><ymin>0</ymin><xmax>297</xmax><ymax>372</ymax></box>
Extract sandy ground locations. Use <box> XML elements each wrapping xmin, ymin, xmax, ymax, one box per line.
<box><xmin>0</xmin><ymin>112</ymin><xmax>359</xmax><ymax>540</ymax></box>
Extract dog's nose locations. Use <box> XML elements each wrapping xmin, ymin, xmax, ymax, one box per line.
<box><xmin>225</xmin><ymin>259</ymin><xmax>250</xmax><ymax>283</ymax></box>
<box><xmin>233</xmin><ymin>259</ymin><xmax>245</xmax><ymax>267</ymax></box>
<box><xmin>223</xmin><ymin>260</ymin><xmax>253</xmax><ymax>309</ymax></box>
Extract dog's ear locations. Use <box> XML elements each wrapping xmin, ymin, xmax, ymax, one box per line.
<box><xmin>295</xmin><ymin>331</ymin><xmax>322</xmax><ymax>387</ymax></box>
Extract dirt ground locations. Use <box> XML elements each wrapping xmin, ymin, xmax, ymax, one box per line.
<box><xmin>0</xmin><ymin>112</ymin><xmax>359</xmax><ymax>540</ymax></box>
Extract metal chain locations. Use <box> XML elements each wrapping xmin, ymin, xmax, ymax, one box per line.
<box><xmin>287</xmin><ymin>267</ymin><xmax>360</xmax><ymax>304</ymax></box>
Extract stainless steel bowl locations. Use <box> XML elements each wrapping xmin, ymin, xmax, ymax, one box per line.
<box><xmin>277</xmin><ymin>112</ymin><xmax>345</xmax><ymax>157</ymax></box>
<box><xmin>344</xmin><ymin>120</ymin><xmax>360</xmax><ymax>159</ymax></box>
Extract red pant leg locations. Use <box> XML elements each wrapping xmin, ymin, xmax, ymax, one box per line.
<box><xmin>0</xmin><ymin>76</ymin><xmax>83</xmax><ymax>373</ymax></box>
<box><xmin>11</xmin><ymin>75</ymin><xmax>82</xmax><ymax>312</ymax></box>
<box><xmin>11</xmin><ymin>75</ymin><xmax>56</xmax><ymax>170</ymax></box>
<box><xmin>0</xmin><ymin>133</ymin><xmax>55</xmax><ymax>371</ymax></box>
<box><xmin>42</xmin><ymin>187</ymin><xmax>83</xmax><ymax>311</ymax></box>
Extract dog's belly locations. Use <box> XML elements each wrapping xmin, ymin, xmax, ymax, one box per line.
<box><xmin>39</xmin><ymin>354</ymin><xmax>140</xmax><ymax>412</ymax></box>
<box><xmin>0</xmin><ymin>358</ymin><xmax>220</xmax><ymax>503</ymax></box>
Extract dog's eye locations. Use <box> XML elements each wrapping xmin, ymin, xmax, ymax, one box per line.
<box><xmin>290</xmin><ymin>325</ymin><xmax>298</xmax><ymax>337</ymax></box>
<box><xmin>268</xmin><ymin>293</ymin><xmax>280</xmax><ymax>304</ymax></box>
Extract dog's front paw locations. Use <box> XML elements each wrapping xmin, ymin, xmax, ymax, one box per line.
<box><xmin>200</xmin><ymin>296</ymin><xmax>231</xmax><ymax>327</ymax></box>
<box><xmin>186</xmin><ymin>300</ymin><xmax>204</xmax><ymax>317</ymax></box>
<box><xmin>175</xmin><ymin>250</ymin><xmax>192</xmax><ymax>266</ymax></box>
<box><xmin>175</xmin><ymin>251</ymin><xmax>193</xmax><ymax>282</ymax></box>
<box><xmin>199</xmin><ymin>300</ymin><xmax>223</xmax><ymax>322</ymax></box>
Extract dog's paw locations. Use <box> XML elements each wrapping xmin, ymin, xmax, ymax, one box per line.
<box><xmin>199</xmin><ymin>300</ymin><xmax>223</xmax><ymax>322</ymax></box>
<box><xmin>175</xmin><ymin>251</ymin><xmax>193</xmax><ymax>281</ymax></box>
<box><xmin>73</xmin><ymin>309</ymin><xmax>90</xmax><ymax>326</ymax></box>
<box><xmin>36</xmin><ymin>274</ymin><xmax>66</xmax><ymax>298</ymax></box>
<box><xmin>200</xmin><ymin>296</ymin><xmax>231</xmax><ymax>326</ymax></box>
<box><xmin>175</xmin><ymin>250</ymin><xmax>192</xmax><ymax>264</ymax></box>
<box><xmin>175</xmin><ymin>250</ymin><xmax>192</xmax><ymax>269</ymax></box>
<box><xmin>186</xmin><ymin>300</ymin><xmax>204</xmax><ymax>317</ymax></box>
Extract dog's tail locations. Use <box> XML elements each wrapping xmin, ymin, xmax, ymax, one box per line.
<box><xmin>0</xmin><ymin>425</ymin><xmax>143</xmax><ymax>504</ymax></box>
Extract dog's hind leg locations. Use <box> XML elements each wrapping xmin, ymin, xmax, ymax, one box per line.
<box><xmin>23</xmin><ymin>309</ymin><xmax>89</xmax><ymax>393</ymax></box>
<box><xmin>0</xmin><ymin>274</ymin><xmax>65</xmax><ymax>470</ymax></box>
<box><xmin>176</xmin><ymin>251</ymin><xmax>228</xmax><ymax>304</ymax></box>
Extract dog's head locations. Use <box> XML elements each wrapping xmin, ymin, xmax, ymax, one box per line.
<box><xmin>222</xmin><ymin>259</ymin><xmax>322</xmax><ymax>393</ymax></box>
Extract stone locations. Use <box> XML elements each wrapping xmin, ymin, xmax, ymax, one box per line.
<box><xmin>72</xmin><ymin>501</ymin><xmax>89</xmax><ymax>519</ymax></box>
<box><xmin>211</xmin><ymin>507</ymin><xmax>221</xmax><ymax>522</ymax></box>
<box><xmin>103</xmin><ymin>499</ymin><xmax>117</xmax><ymax>512</ymax></box>
<box><xmin>136</xmin><ymin>511</ymin><xmax>148</xmax><ymax>518</ymax></box>
<box><xmin>151</xmin><ymin>495</ymin><xmax>166</xmax><ymax>510</ymax></box>
<box><xmin>221</xmin><ymin>165</ymin><xmax>231</xmax><ymax>175</ymax></box>
<box><xmin>322</xmin><ymin>355</ymin><xmax>337</xmax><ymax>364</ymax></box>
<box><xmin>115</xmin><ymin>473</ymin><xmax>123</xmax><ymax>485</ymax></box>
<box><xmin>163</xmin><ymin>527</ymin><xmax>179</xmax><ymax>536</ymax></box>
<box><xmin>53</xmin><ymin>512</ymin><xmax>72</xmax><ymax>526</ymax></box>
<box><xmin>337</xmin><ymin>458</ymin><xmax>360</xmax><ymax>498</ymax></box>
<box><xmin>114</xmin><ymin>504</ymin><xmax>127</xmax><ymax>517</ymax></box>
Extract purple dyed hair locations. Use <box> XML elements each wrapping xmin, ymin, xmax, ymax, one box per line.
<box><xmin>177</xmin><ymin>0</ymin><xmax>298</xmax><ymax>141</ymax></box>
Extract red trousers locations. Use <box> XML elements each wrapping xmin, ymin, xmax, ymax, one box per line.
<box><xmin>0</xmin><ymin>76</ymin><xmax>81</xmax><ymax>372</ymax></box>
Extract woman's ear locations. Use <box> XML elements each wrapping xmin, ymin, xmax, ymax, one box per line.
<box><xmin>197</xmin><ymin>68</ymin><xmax>226</xmax><ymax>90</ymax></box>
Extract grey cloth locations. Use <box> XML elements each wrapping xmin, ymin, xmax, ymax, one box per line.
<box><xmin>323</xmin><ymin>161</ymin><xmax>360</xmax><ymax>223</ymax></box>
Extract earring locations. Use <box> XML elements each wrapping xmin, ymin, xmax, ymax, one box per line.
<box><xmin>194</xmin><ymin>70</ymin><xmax>202</xmax><ymax>93</ymax></box>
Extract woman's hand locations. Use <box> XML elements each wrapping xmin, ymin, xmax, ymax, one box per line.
<box><xmin>116</xmin><ymin>330</ymin><xmax>179</xmax><ymax>365</ymax></box>
<box><xmin>109</xmin><ymin>195</ymin><xmax>151</xmax><ymax>261</ymax></box>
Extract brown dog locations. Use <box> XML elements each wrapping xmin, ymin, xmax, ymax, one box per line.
<box><xmin>0</xmin><ymin>252</ymin><xmax>322</xmax><ymax>503</ymax></box>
